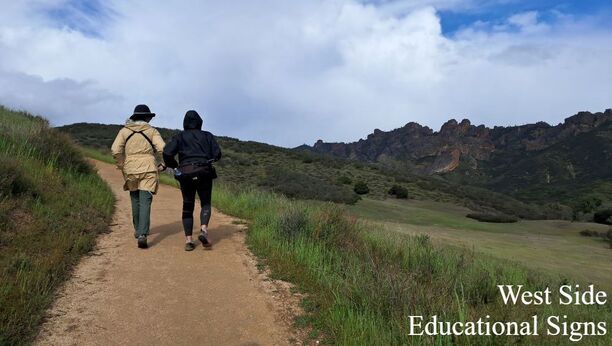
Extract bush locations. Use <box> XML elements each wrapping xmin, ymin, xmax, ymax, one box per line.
<box><xmin>573</xmin><ymin>196</ymin><xmax>603</xmax><ymax>215</ymax></box>
<box><xmin>388</xmin><ymin>184</ymin><xmax>408</xmax><ymax>199</ymax></box>
<box><xmin>579</xmin><ymin>229</ymin><xmax>600</xmax><ymax>237</ymax></box>
<box><xmin>466</xmin><ymin>213</ymin><xmax>519</xmax><ymax>223</ymax></box>
<box><xmin>593</xmin><ymin>209</ymin><xmax>612</xmax><ymax>225</ymax></box>
<box><xmin>337</xmin><ymin>175</ymin><xmax>352</xmax><ymax>185</ymax></box>
<box><xmin>353</xmin><ymin>181</ymin><xmax>369</xmax><ymax>195</ymax></box>
<box><xmin>278</xmin><ymin>207</ymin><xmax>311</xmax><ymax>240</ymax></box>
<box><xmin>0</xmin><ymin>158</ymin><xmax>36</xmax><ymax>197</ymax></box>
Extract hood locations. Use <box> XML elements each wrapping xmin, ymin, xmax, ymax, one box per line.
<box><xmin>183</xmin><ymin>110</ymin><xmax>203</xmax><ymax>130</ymax></box>
<box><xmin>125</xmin><ymin>119</ymin><xmax>152</xmax><ymax>131</ymax></box>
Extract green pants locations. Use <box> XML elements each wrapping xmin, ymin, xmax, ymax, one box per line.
<box><xmin>130</xmin><ymin>190</ymin><xmax>153</xmax><ymax>237</ymax></box>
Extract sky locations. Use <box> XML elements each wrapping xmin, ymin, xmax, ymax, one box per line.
<box><xmin>0</xmin><ymin>1</ymin><xmax>611</xmax><ymax>147</ymax></box>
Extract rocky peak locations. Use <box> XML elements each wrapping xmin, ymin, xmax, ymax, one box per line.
<box><xmin>440</xmin><ymin>119</ymin><xmax>458</xmax><ymax>134</ymax></box>
<box><xmin>439</xmin><ymin>118</ymin><xmax>475</xmax><ymax>137</ymax></box>
<box><xmin>307</xmin><ymin>109</ymin><xmax>612</xmax><ymax>175</ymax></box>
<box><xmin>564</xmin><ymin>111</ymin><xmax>596</xmax><ymax>127</ymax></box>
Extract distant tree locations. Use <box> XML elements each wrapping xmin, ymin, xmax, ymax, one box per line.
<box><xmin>388</xmin><ymin>184</ymin><xmax>408</xmax><ymax>199</ymax></box>
<box><xmin>572</xmin><ymin>196</ymin><xmax>603</xmax><ymax>220</ymax></box>
<box><xmin>354</xmin><ymin>181</ymin><xmax>369</xmax><ymax>195</ymax></box>
<box><xmin>593</xmin><ymin>209</ymin><xmax>612</xmax><ymax>225</ymax></box>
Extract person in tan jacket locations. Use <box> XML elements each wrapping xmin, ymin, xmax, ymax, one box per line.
<box><xmin>111</xmin><ymin>104</ymin><xmax>166</xmax><ymax>248</ymax></box>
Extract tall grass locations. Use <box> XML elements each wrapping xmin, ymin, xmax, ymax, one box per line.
<box><xmin>212</xmin><ymin>184</ymin><xmax>611</xmax><ymax>345</ymax></box>
<box><xmin>0</xmin><ymin>107</ymin><xmax>114</xmax><ymax>345</ymax></box>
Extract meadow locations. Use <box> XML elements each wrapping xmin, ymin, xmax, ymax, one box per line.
<box><xmin>0</xmin><ymin>108</ymin><xmax>114</xmax><ymax>345</ymax></box>
<box><xmin>211</xmin><ymin>184</ymin><xmax>611</xmax><ymax>345</ymax></box>
<box><xmin>349</xmin><ymin>198</ymin><xmax>612</xmax><ymax>291</ymax></box>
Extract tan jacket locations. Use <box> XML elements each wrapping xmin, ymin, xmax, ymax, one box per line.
<box><xmin>111</xmin><ymin>120</ymin><xmax>165</xmax><ymax>174</ymax></box>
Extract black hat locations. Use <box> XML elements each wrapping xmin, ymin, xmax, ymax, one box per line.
<box><xmin>130</xmin><ymin>104</ymin><xmax>155</xmax><ymax>120</ymax></box>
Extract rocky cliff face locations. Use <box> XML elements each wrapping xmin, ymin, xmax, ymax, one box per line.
<box><xmin>309</xmin><ymin>109</ymin><xmax>612</xmax><ymax>174</ymax></box>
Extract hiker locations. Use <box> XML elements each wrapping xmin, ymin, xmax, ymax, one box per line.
<box><xmin>163</xmin><ymin>110</ymin><xmax>221</xmax><ymax>251</ymax></box>
<box><xmin>111</xmin><ymin>104</ymin><xmax>166</xmax><ymax>249</ymax></box>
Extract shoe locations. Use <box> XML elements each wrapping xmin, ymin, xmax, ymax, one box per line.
<box><xmin>137</xmin><ymin>235</ymin><xmax>148</xmax><ymax>249</ymax></box>
<box><xmin>198</xmin><ymin>231</ymin><xmax>212</xmax><ymax>249</ymax></box>
<box><xmin>185</xmin><ymin>242</ymin><xmax>195</xmax><ymax>251</ymax></box>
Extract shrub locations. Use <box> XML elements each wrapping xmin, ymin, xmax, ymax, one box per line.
<box><xmin>593</xmin><ymin>209</ymin><xmax>612</xmax><ymax>225</ymax></box>
<box><xmin>337</xmin><ymin>175</ymin><xmax>352</xmax><ymax>185</ymax></box>
<box><xmin>388</xmin><ymin>184</ymin><xmax>408</xmax><ymax>199</ymax></box>
<box><xmin>353</xmin><ymin>181</ymin><xmax>369</xmax><ymax>195</ymax></box>
<box><xmin>579</xmin><ymin>229</ymin><xmax>600</xmax><ymax>237</ymax></box>
<box><xmin>0</xmin><ymin>158</ymin><xmax>36</xmax><ymax>197</ymax></box>
<box><xmin>278</xmin><ymin>207</ymin><xmax>311</xmax><ymax>240</ymax></box>
<box><xmin>466</xmin><ymin>213</ymin><xmax>519</xmax><ymax>223</ymax></box>
<box><xmin>573</xmin><ymin>196</ymin><xmax>603</xmax><ymax>215</ymax></box>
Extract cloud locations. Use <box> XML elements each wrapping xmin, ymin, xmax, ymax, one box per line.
<box><xmin>0</xmin><ymin>69</ymin><xmax>122</xmax><ymax>124</ymax></box>
<box><xmin>0</xmin><ymin>0</ymin><xmax>610</xmax><ymax>146</ymax></box>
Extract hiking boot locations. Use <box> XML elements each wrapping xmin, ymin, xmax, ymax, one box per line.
<box><xmin>185</xmin><ymin>242</ymin><xmax>195</xmax><ymax>251</ymax></box>
<box><xmin>137</xmin><ymin>235</ymin><xmax>148</xmax><ymax>249</ymax></box>
<box><xmin>198</xmin><ymin>231</ymin><xmax>212</xmax><ymax>249</ymax></box>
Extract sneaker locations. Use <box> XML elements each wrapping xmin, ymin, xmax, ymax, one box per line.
<box><xmin>185</xmin><ymin>242</ymin><xmax>195</xmax><ymax>251</ymax></box>
<box><xmin>137</xmin><ymin>235</ymin><xmax>148</xmax><ymax>249</ymax></box>
<box><xmin>198</xmin><ymin>231</ymin><xmax>212</xmax><ymax>249</ymax></box>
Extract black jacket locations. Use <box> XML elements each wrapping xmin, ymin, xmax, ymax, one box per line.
<box><xmin>163</xmin><ymin>111</ymin><xmax>222</xmax><ymax>168</ymax></box>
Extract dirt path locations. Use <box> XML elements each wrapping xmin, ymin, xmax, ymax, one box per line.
<box><xmin>36</xmin><ymin>161</ymin><xmax>300</xmax><ymax>346</ymax></box>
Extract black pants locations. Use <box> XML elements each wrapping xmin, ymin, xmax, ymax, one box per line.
<box><xmin>179</xmin><ymin>176</ymin><xmax>213</xmax><ymax>236</ymax></box>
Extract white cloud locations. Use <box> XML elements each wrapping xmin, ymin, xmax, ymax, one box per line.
<box><xmin>0</xmin><ymin>0</ymin><xmax>610</xmax><ymax>146</ymax></box>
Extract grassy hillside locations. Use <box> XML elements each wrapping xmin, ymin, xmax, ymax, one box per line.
<box><xmin>212</xmin><ymin>185</ymin><xmax>611</xmax><ymax>345</ymax></box>
<box><xmin>58</xmin><ymin>123</ymin><xmax>569</xmax><ymax>220</ymax></box>
<box><xmin>349</xmin><ymin>198</ymin><xmax>612</xmax><ymax>290</ymax></box>
<box><xmin>0</xmin><ymin>108</ymin><xmax>114</xmax><ymax>345</ymax></box>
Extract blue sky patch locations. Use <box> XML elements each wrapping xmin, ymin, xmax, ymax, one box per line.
<box><xmin>438</xmin><ymin>0</ymin><xmax>612</xmax><ymax>34</ymax></box>
<box><xmin>45</xmin><ymin>0</ymin><xmax>113</xmax><ymax>38</ymax></box>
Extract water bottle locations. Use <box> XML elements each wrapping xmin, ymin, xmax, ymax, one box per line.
<box><xmin>174</xmin><ymin>168</ymin><xmax>182</xmax><ymax>177</ymax></box>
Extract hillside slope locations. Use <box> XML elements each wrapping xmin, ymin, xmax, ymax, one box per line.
<box><xmin>58</xmin><ymin>123</ymin><xmax>568</xmax><ymax>219</ymax></box>
<box><xmin>0</xmin><ymin>107</ymin><xmax>114</xmax><ymax>345</ymax></box>
<box><xmin>307</xmin><ymin>109</ymin><xmax>612</xmax><ymax>206</ymax></box>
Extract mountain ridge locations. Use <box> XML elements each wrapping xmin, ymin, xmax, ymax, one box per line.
<box><xmin>308</xmin><ymin>109</ymin><xmax>612</xmax><ymax>173</ymax></box>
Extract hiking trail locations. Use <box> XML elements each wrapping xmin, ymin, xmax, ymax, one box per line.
<box><xmin>35</xmin><ymin>160</ymin><xmax>302</xmax><ymax>346</ymax></box>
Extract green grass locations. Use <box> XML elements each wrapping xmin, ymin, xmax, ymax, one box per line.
<box><xmin>209</xmin><ymin>186</ymin><xmax>611</xmax><ymax>345</ymax></box>
<box><xmin>349</xmin><ymin>198</ymin><xmax>612</xmax><ymax>290</ymax></box>
<box><xmin>0</xmin><ymin>107</ymin><xmax>114</xmax><ymax>345</ymax></box>
<box><xmin>78</xmin><ymin>142</ymin><xmax>612</xmax><ymax>344</ymax></box>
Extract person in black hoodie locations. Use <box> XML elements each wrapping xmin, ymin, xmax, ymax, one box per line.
<box><xmin>163</xmin><ymin>110</ymin><xmax>222</xmax><ymax>251</ymax></box>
